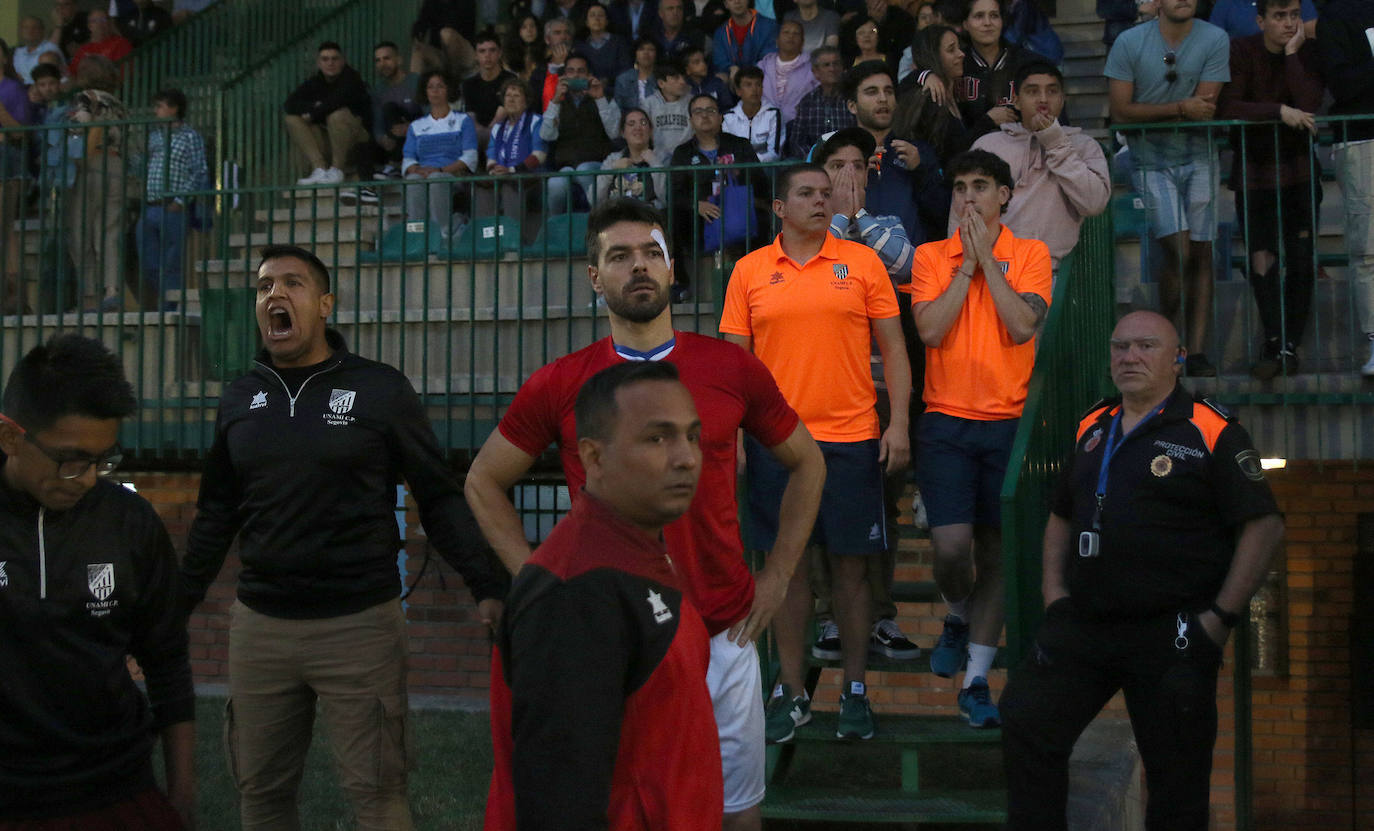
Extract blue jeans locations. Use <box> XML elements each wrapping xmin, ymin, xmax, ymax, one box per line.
<box><xmin>136</xmin><ymin>203</ymin><xmax>187</xmax><ymax>298</ymax></box>
<box><xmin>545</xmin><ymin>162</ymin><xmax>601</xmax><ymax>214</ymax></box>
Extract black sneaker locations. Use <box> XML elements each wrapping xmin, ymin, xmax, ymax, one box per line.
<box><xmin>341</xmin><ymin>186</ymin><xmax>379</xmax><ymax>205</ymax></box>
<box><xmin>1185</xmin><ymin>353</ymin><xmax>1216</xmax><ymax>377</ymax></box>
<box><xmin>869</xmin><ymin>618</ymin><xmax>920</xmax><ymax>660</ymax></box>
<box><xmin>811</xmin><ymin>620</ymin><xmax>841</xmax><ymax>660</ymax></box>
<box><xmin>1250</xmin><ymin>340</ymin><xmax>1282</xmax><ymax>381</ymax></box>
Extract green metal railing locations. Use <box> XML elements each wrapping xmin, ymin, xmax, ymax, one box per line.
<box><xmin>0</xmin><ymin>138</ymin><xmax>787</xmax><ymax>461</ymax></box>
<box><xmin>999</xmin><ymin>210</ymin><xmax>1117</xmax><ymax>666</ymax></box>
<box><xmin>119</xmin><ymin>0</ymin><xmax>367</xmax><ymax>125</ymax></box>
<box><xmin>1110</xmin><ymin>115</ymin><xmax>1374</xmax><ymax>418</ymax></box>
<box><xmin>214</xmin><ymin>0</ymin><xmax>412</xmax><ymax>188</ymax></box>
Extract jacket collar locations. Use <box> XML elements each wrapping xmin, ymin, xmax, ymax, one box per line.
<box><xmin>1100</xmin><ymin>383</ymin><xmax>1194</xmax><ymax>423</ymax></box>
<box><xmin>574</xmin><ymin>488</ymin><xmax>670</xmax><ymax>553</ymax></box>
<box><xmin>253</xmin><ymin>328</ymin><xmax>350</xmax><ymax>371</ymax></box>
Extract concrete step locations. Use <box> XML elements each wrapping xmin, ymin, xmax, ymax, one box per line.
<box><xmin>1052</xmin><ymin>15</ymin><xmax>1109</xmax><ymax>43</ymax></box>
<box><xmin>760</xmin><ymin>786</ymin><xmax>1006</xmax><ymax>824</ymax></box>
<box><xmin>192</xmin><ymin>257</ymin><xmax>619</xmax><ymax>312</ymax></box>
<box><xmin>0</xmin><ymin>310</ymin><xmax>199</xmax><ymax>400</ymax></box>
<box><xmin>1072</xmin><ymin>92</ymin><xmax>1111</xmax><ymax>122</ymax></box>
<box><xmin>227</xmin><ymin>227</ymin><xmax>379</xmax><ymax>247</ymax></box>
<box><xmin>1063</xmin><ymin>38</ymin><xmax>1109</xmax><ymax>60</ymax></box>
<box><xmin>252</xmin><ymin>202</ymin><xmax>401</xmax><ymax>226</ymax></box>
<box><xmin>193</xmin><ymin>256</ymin><xmax>726</xmax><ymax>312</ymax></box>
<box><xmin>784</xmin><ymin>712</ymin><xmax>1001</xmax><ymax>746</ymax></box>
<box><xmin>1065</xmin><ymin>75</ymin><xmax>1107</xmax><ymax>96</ymax></box>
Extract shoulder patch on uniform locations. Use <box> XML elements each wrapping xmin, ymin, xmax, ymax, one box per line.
<box><xmin>1201</xmin><ymin>398</ymin><xmax>1234</xmax><ymax>421</ymax></box>
<box><xmin>1188</xmin><ymin>402</ymin><xmax>1230</xmax><ymax>454</ymax></box>
<box><xmin>1235</xmin><ymin>449</ymin><xmax>1265</xmax><ymax>482</ymax></box>
<box><xmin>1079</xmin><ymin>398</ymin><xmax>1114</xmax><ymax>420</ymax></box>
<box><xmin>1075</xmin><ymin>399</ymin><xmax>1115</xmax><ymax>442</ymax></box>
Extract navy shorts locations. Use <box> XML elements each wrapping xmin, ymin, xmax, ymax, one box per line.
<box><xmin>915</xmin><ymin>412</ymin><xmax>1019</xmax><ymax>529</ymax></box>
<box><xmin>744</xmin><ymin>436</ymin><xmax>886</xmax><ymax>556</ymax></box>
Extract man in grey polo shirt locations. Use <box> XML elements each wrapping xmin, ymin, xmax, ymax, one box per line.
<box><xmin>1106</xmin><ymin>0</ymin><xmax>1229</xmax><ymax>377</ymax></box>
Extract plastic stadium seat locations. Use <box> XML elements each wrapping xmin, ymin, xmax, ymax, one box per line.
<box><xmin>521</xmin><ymin>212</ymin><xmax>589</xmax><ymax>258</ymax></box>
<box><xmin>358</xmin><ymin>222</ymin><xmax>442</xmax><ymax>264</ymax></box>
<box><xmin>437</xmin><ymin>216</ymin><xmax>521</xmax><ymax>260</ymax></box>
<box><xmin>1112</xmin><ymin>192</ymin><xmax>1148</xmax><ymax>242</ymax></box>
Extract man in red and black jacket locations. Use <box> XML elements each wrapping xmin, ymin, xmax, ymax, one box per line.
<box><xmin>486</xmin><ymin>360</ymin><xmax>723</xmax><ymax>831</ymax></box>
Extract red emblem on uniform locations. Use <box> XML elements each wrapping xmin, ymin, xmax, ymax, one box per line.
<box><xmin>1084</xmin><ymin>428</ymin><xmax>1101</xmax><ymax>453</ymax></box>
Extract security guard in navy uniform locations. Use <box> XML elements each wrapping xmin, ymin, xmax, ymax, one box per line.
<box><xmin>999</xmin><ymin>310</ymin><xmax>1285</xmax><ymax>831</ymax></box>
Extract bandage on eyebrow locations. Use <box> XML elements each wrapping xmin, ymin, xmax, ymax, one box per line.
<box><xmin>650</xmin><ymin>228</ymin><xmax>670</xmax><ymax>262</ymax></box>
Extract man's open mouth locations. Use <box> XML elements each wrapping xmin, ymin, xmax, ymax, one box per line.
<box><xmin>267</xmin><ymin>306</ymin><xmax>294</xmax><ymax>338</ymax></box>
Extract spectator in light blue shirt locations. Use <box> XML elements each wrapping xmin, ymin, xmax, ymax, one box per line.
<box><xmin>1106</xmin><ymin>0</ymin><xmax>1230</xmax><ymax>376</ymax></box>
<box><xmin>12</xmin><ymin>16</ymin><xmax>64</xmax><ymax>84</ymax></box>
<box><xmin>401</xmin><ymin>70</ymin><xmax>477</xmax><ymax>237</ymax></box>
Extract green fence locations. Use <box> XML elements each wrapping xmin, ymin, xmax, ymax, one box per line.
<box><xmin>999</xmin><ymin>210</ymin><xmax>1117</xmax><ymax>666</ymax></box>
<box><xmin>0</xmin><ymin>130</ymin><xmax>789</xmax><ymax>460</ymax></box>
<box><xmin>214</xmin><ymin>0</ymin><xmax>414</xmax><ymax>188</ymax></box>
<box><xmin>1110</xmin><ymin>115</ymin><xmax>1374</xmax><ymax>411</ymax></box>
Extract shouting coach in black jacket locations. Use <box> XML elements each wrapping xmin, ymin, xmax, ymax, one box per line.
<box><xmin>180</xmin><ymin>244</ymin><xmax>505</xmax><ymax>831</ymax></box>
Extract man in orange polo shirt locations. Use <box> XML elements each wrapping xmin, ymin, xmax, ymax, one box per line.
<box><xmin>722</xmin><ymin>163</ymin><xmax>911</xmax><ymax>742</ymax></box>
<box><xmin>911</xmin><ymin>149</ymin><xmax>1052</xmax><ymax>728</ymax></box>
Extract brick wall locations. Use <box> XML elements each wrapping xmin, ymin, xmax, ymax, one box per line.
<box><xmin>1238</xmin><ymin>462</ymin><xmax>1374</xmax><ymax>831</ymax></box>
<box><xmin>130</xmin><ymin>462</ymin><xmax>1374</xmax><ymax>828</ymax></box>
<box><xmin>129</xmin><ymin>472</ymin><xmax>495</xmax><ymax>701</ymax></box>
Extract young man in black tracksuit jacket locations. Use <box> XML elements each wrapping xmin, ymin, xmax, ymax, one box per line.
<box><xmin>179</xmin><ymin>245</ymin><xmax>505</xmax><ymax>830</ymax></box>
<box><xmin>0</xmin><ymin>335</ymin><xmax>194</xmax><ymax>829</ymax></box>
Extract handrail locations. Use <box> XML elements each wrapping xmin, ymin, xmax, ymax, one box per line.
<box><xmin>999</xmin><ymin>209</ymin><xmax>1117</xmax><ymax>667</ymax></box>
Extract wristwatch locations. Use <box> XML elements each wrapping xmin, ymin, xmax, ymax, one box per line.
<box><xmin>1209</xmin><ymin>602</ymin><xmax>1241</xmax><ymax>628</ymax></box>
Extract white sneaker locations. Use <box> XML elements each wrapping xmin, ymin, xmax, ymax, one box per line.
<box><xmin>1362</xmin><ymin>337</ymin><xmax>1374</xmax><ymax>378</ymax></box>
<box><xmin>321</xmin><ymin>167</ymin><xmax>345</xmax><ymax>184</ymax></box>
<box><xmin>297</xmin><ymin>167</ymin><xmax>327</xmax><ymax>185</ymax></box>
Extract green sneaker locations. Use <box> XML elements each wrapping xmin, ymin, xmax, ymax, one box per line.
<box><xmin>836</xmin><ymin>692</ymin><xmax>876</xmax><ymax>740</ymax></box>
<box><xmin>764</xmin><ymin>683</ymin><xmax>811</xmax><ymax>743</ymax></box>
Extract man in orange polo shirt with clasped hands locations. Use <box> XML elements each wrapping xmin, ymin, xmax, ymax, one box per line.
<box><xmin>911</xmin><ymin>149</ymin><xmax>1052</xmax><ymax>729</ymax></box>
<box><xmin>722</xmin><ymin>163</ymin><xmax>911</xmax><ymax>743</ymax></box>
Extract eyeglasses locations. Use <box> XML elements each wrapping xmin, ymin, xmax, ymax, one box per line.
<box><xmin>1163</xmin><ymin>51</ymin><xmax>1177</xmax><ymax>85</ymax></box>
<box><xmin>1</xmin><ymin>414</ymin><xmax>122</xmax><ymax>479</ymax></box>
<box><xmin>25</xmin><ymin>434</ymin><xmax>123</xmax><ymax>479</ymax></box>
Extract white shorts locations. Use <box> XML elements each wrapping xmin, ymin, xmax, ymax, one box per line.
<box><xmin>707</xmin><ymin>629</ymin><xmax>766</xmax><ymax>813</ymax></box>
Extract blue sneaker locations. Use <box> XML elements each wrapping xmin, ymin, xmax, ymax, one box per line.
<box><xmin>957</xmin><ymin>676</ymin><xmax>1001</xmax><ymax>728</ymax></box>
<box><xmin>930</xmin><ymin>614</ymin><xmax>969</xmax><ymax>677</ymax></box>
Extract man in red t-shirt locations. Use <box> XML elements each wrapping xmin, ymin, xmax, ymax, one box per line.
<box><xmin>467</xmin><ymin>198</ymin><xmax>825</xmax><ymax>831</ymax></box>
<box><xmin>67</xmin><ymin>9</ymin><xmax>131</xmax><ymax>78</ymax></box>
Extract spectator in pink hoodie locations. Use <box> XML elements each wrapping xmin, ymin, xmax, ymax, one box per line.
<box><xmin>965</xmin><ymin>61</ymin><xmax>1109</xmax><ymax>274</ymax></box>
